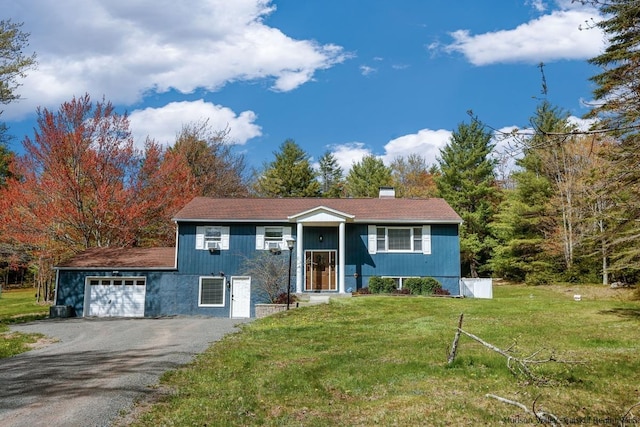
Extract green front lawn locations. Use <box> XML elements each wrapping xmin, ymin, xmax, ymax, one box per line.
<box><xmin>0</xmin><ymin>288</ymin><xmax>49</xmax><ymax>358</ymax></box>
<box><xmin>130</xmin><ymin>284</ymin><xmax>640</xmax><ymax>425</ymax></box>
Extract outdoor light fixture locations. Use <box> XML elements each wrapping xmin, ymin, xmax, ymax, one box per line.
<box><xmin>217</xmin><ymin>271</ymin><xmax>231</xmax><ymax>289</ymax></box>
<box><xmin>286</xmin><ymin>238</ymin><xmax>295</xmax><ymax>251</ymax></box>
<box><xmin>286</xmin><ymin>238</ymin><xmax>295</xmax><ymax>310</ymax></box>
<box><xmin>319</xmin><ymin>234</ymin><xmax>323</xmax><ymax>242</ymax></box>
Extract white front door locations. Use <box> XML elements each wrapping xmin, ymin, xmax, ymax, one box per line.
<box><xmin>230</xmin><ymin>276</ymin><xmax>251</xmax><ymax>318</ymax></box>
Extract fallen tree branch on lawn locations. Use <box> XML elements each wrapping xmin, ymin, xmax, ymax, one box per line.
<box><xmin>488</xmin><ymin>395</ymin><xmax>640</xmax><ymax>426</ymax></box>
<box><xmin>448</xmin><ymin>313</ymin><xmax>584</xmax><ymax>384</ymax></box>
<box><xmin>486</xmin><ymin>394</ymin><xmax>563</xmax><ymax>426</ymax></box>
<box><xmin>622</xmin><ymin>401</ymin><xmax>640</xmax><ymax>426</ymax></box>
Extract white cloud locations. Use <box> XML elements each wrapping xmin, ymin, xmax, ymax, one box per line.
<box><xmin>445</xmin><ymin>7</ymin><xmax>604</xmax><ymax>65</ymax></box>
<box><xmin>527</xmin><ymin>0</ymin><xmax>547</xmax><ymax>13</ymax></box>
<box><xmin>328</xmin><ymin>129</ymin><xmax>453</xmax><ymax>174</ymax></box>
<box><xmin>326</xmin><ymin>142</ymin><xmax>374</xmax><ymax>172</ymax></box>
<box><xmin>128</xmin><ymin>100</ymin><xmax>262</xmax><ymax>150</ymax></box>
<box><xmin>360</xmin><ymin>65</ymin><xmax>377</xmax><ymax>76</ymax></box>
<box><xmin>381</xmin><ymin>129</ymin><xmax>452</xmax><ymax>166</ymax></box>
<box><xmin>3</xmin><ymin>0</ymin><xmax>348</xmax><ymax>119</ymax></box>
<box><xmin>567</xmin><ymin>115</ymin><xmax>598</xmax><ymax>131</ymax></box>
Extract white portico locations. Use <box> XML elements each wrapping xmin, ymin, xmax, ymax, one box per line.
<box><xmin>288</xmin><ymin>206</ymin><xmax>355</xmax><ymax>294</ymax></box>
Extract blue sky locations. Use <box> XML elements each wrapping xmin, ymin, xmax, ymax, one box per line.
<box><xmin>3</xmin><ymin>0</ymin><xmax>604</xmax><ymax>173</ymax></box>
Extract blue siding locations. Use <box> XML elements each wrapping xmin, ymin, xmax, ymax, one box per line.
<box><xmin>178</xmin><ymin>223</ymin><xmax>258</xmax><ymax>275</ymax></box>
<box><xmin>57</xmin><ymin>220</ymin><xmax>461</xmax><ymax>317</ymax></box>
<box><xmin>303</xmin><ymin>226</ymin><xmax>338</xmax><ymax>251</ymax></box>
<box><xmin>177</xmin><ymin>222</ymin><xmax>298</xmax><ymax>312</ymax></box>
<box><xmin>177</xmin><ymin>224</ymin><xmax>297</xmax><ymax>285</ymax></box>
<box><xmin>343</xmin><ymin>224</ymin><xmax>461</xmax><ymax>294</ymax></box>
<box><xmin>56</xmin><ymin>270</ymin><xmax>88</xmax><ymax>315</ymax></box>
<box><xmin>144</xmin><ymin>273</ymin><xmax>230</xmax><ymax>317</ymax></box>
<box><xmin>57</xmin><ymin>270</ymin><xmax>232</xmax><ymax>317</ymax></box>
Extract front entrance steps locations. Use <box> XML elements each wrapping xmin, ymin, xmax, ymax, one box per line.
<box><xmin>308</xmin><ymin>295</ymin><xmax>331</xmax><ymax>305</ymax></box>
<box><xmin>294</xmin><ymin>293</ymin><xmax>351</xmax><ymax>306</ymax></box>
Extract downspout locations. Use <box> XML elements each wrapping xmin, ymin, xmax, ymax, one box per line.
<box><xmin>173</xmin><ymin>221</ymin><xmax>179</xmax><ymax>269</ymax></box>
<box><xmin>53</xmin><ymin>268</ymin><xmax>60</xmax><ymax>305</ymax></box>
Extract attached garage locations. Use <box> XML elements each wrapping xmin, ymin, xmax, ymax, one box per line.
<box><xmin>85</xmin><ymin>277</ymin><xmax>147</xmax><ymax>317</ymax></box>
<box><xmin>54</xmin><ymin>247</ymin><xmax>176</xmax><ymax>318</ymax></box>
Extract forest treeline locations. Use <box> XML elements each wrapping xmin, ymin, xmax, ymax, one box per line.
<box><xmin>1</xmin><ymin>1</ymin><xmax>639</xmax><ymax>297</ymax></box>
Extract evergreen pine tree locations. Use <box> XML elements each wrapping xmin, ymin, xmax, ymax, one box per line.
<box><xmin>489</xmin><ymin>102</ymin><xmax>572</xmax><ymax>283</ymax></box>
<box><xmin>586</xmin><ymin>0</ymin><xmax>640</xmax><ymax>281</ymax></box>
<box><xmin>435</xmin><ymin>121</ymin><xmax>500</xmax><ymax>277</ymax></box>
<box><xmin>254</xmin><ymin>139</ymin><xmax>321</xmax><ymax>197</ymax></box>
<box><xmin>318</xmin><ymin>151</ymin><xmax>344</xmax><ymax>198</ymax></box>
<box><xmin>345</xmin><ymin>155</ymin><xmax>392</xmax><ymax>198</ymax></box>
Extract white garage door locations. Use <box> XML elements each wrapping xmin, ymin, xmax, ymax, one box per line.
<box><xmin>86</xmin><ymin>277</ymin><xmax>146</xmax><ymax>317</ymax></box>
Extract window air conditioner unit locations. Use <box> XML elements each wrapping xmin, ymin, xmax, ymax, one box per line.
<box><xmin>207</xmin><ymin>241</ymin><xmax>221</xmax><ymax>251</ymax></box>
<box><xmin>266</xmin><ymin>241</ymin><xmax>281</xmax><ymax>252</ymax></box>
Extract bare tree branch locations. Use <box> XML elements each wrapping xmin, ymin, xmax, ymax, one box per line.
<box><xmin>621</xmin><ymin>401</ymin><xmax>640</xmax><ymax>426</ymax></box>
<box><xmin>448</xmin><ymin>315</ymin><xmax>584</xmax><ymax>384</ymax></box>
<box><xmin>486</xmin><ymin>394</ymin><xmax>563</xmax><ymax>426</ymax></box>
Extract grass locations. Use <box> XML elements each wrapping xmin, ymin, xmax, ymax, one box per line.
<box><xmin>128</xmin><ymin>283</ymin><xmax>640</xmax><ymax>426</ymax></box>
<box><xmin>0</xmin><ymin>288</ymin><xmax>49</xmax><ymax>358</ymax></box>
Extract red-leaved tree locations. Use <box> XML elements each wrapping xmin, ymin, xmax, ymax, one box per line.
<box><xmin>0</xmin><ymin>94</ymin><xmax>196</xmax><ymax>299</ymax></box>
<box><xmin>0</xmin><ymin>94</ymin><xmax>251</xmax><ymax>299</ymax></box>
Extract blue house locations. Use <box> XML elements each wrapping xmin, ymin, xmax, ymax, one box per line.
<box><xmin>54</xmin><ymin>193</ymin><xmax>462</xmax><ymax>318</ymax></box>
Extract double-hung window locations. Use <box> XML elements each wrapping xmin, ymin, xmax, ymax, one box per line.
<box><xmin>204</xmin><ymin>226</ymin><xmax>222</xmax><ymax>249</ymax></box>
<box><xmin>256</xmin><ymin>226</ymin><xmax>292</xmax><ymax>250</ymax></box>
<box><xmin>264</xmin><ymin>227</ymin><xmax>283</xmax><ymax>249</ymax></box>
<box><xmin>195</xmin><ymin>226</ymin><xmax>230</xmax><ymax>250</ymax></box>
<box><xmin>369</xmin><ymin>225</ymin><xmax>431</xmax><ymax>254</ymax></box>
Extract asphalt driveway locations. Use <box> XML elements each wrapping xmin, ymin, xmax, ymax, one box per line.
<box><xmin>0</xmin><ymin>317</ymin><xmax>251</xmax><ymax>427</ymax></box>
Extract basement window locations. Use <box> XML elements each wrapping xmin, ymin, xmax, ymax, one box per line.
<box><xmin>199</xmin><ymin>277</ymin><xmax>225</xmax><ymax>307</ymax></box>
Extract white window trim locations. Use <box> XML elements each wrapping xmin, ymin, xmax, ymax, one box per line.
<box><xmin>377</xmin><ymin>227</ymin><xmax>420</xmax><ymax>253</ymax></box>
<box><xmin>196</xmin><ymin>226</ymin><xmax>230</xmax><ymax>250</ymax></box>
<box><xmin>382</xmin><ymin>276</ymin><xmax>420</xmax><ymax>290</ymax></box>
<box><xmin>368</xmin><ymin>225</ymin><xmax>431</xmax><ymax>255</ymax></box>
<box><xmin>256</xmin><ymin>226</ymin><xmax>292</xmax><ymax>250</ymax></box>
<box><xmin>198</xmin><ymin>276</ymin><xmax>226</xmax><ymax>307</ymax></box>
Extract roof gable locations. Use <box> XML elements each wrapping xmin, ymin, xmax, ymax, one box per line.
<box><xmin>288</xmin><ymin>206</ymin><xmax>355</xmax><ymax>224</ymax></box>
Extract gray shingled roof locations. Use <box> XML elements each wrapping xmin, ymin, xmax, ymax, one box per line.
<box><xmin>173</xmin><ymin>197</ymin><xmax>462</xmax><ymax>223</ymax></box>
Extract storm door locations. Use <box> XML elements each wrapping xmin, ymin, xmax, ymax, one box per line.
<box><xmin>305</xmin><ymin>250</ymin><xmax>337</xmax><ymax>291</ymax></box>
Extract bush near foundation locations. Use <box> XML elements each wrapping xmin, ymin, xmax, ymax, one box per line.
<box><xmin>368</xmin><ymin>276</ymin><xmax>396</xmax><ymax>294</ymax></box>
<box><xmin>404</xmin><ymin>277</ymin><xmax>445</xmax><ymax>295</ymax></box>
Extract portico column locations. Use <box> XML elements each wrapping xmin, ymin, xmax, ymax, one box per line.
<box><xmin>339</xmin><ymin>221</ymin><xmax>346</xmax><ymax>293</ymax></box>
<box><xmin>296</xmin><ymin>222</ymin><xmax>303</xmax><ymax>293</ymax></box>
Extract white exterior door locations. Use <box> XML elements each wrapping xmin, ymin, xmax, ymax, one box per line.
<box><xmin>230</xmin><ymin>276</ymin><xmax>251</xmax><ymax>318</ymax></box>
<box><xmin>86</xmin><ymin>277</ymin><xmax>146</xmax><ymax>317</ymax></box>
